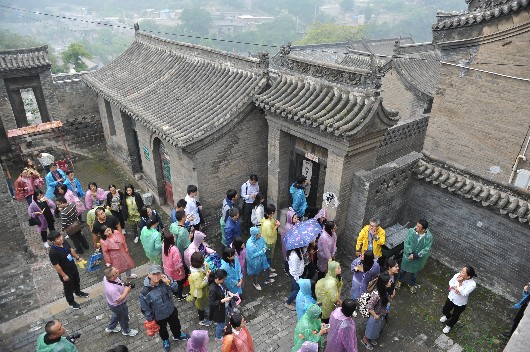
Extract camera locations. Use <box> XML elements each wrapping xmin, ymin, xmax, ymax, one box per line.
<box><xmin>65</xmin><ymin>332</ymin><xmax>81</xmax><ymax>344</ymax></box>
<box><xmin>123</xmin><ymin>282</ymin><xmax>135</xmax><ymax>289</ymax></box>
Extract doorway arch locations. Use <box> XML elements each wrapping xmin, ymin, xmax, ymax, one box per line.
<box><xmin>152</xmin><ymin>137</ymin><xmax>173</xmax><ymax>206</ymax></box>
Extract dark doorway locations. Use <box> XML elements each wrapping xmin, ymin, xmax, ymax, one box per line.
<box><xmin>292</xmin><ymin>152</ymin><xmax>321</xmax><ymax>208</ymax></box>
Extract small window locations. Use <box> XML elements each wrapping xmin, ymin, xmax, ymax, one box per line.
<box><xmin>104</xmin><ymin>99</ymin><xmax>116</xmax><ymax>136</ymax></box>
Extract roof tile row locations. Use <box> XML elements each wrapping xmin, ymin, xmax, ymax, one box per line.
<box><xmin>415</xmin><ymin>160</ymin><xmax>530</xmax><ymax>225</ymax></box>
<box><xmin>0</xmin><ymin>46</ymin><xmax>51</xmax><ymax>72</ymax></box>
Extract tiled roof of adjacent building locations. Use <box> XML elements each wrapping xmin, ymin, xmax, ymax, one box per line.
<box><xmin>393</xmin><ymin>43</ymin><xmax>441</xmax><ymax>99</ymax></box>
<box><xmin>433</xmin><ymin>0</ymin><xmax>530</xmax><ymax>30</ymax></box>
<box><xmin>255</xmin><ymin>73</ymin><xmax>399</xmax><ymax>137</ymax></box>
<box><xmin>339</xmin><ymin>52</ymin><xmax>391</xmax><ymax>72</ymax></box>
<box><xmin>415</xmin><ymin>160</ymin><xmax>530</xmax><ymax>225</ymax></box>
<box><xmin>83</xmin><ymin>31</ymin><xmax>268</xmax><ymax>148</ymax></box>
<box><xmin>0</xmin><ymin>46</ymin><xmax>51</xmax><ymax>72</ymax></box>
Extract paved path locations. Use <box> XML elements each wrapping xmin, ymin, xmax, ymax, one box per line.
<box><xmin>0</xmin><ymin>150</ymin><xmax>514</xmax><ymax>351</ymax></box>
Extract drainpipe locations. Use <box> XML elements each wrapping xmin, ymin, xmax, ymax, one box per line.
<box><xmin>509</xmin><ymin>134</ymin><xmax>530</xmax><ymax>184</ymax></box>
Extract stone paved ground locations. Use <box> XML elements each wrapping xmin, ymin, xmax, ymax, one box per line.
<box><xmin>0</xmin><ymin>149</ymin><xmax>515</xmax><ymax>351</ymax></box>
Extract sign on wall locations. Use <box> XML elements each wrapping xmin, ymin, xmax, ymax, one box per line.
<box><xmin>143</xmin><ymin>146</ymin><xmax>150</xmax><ymax>161</ymax></box>
<box><xmin>302</xmin><ymin>160</ymin><xmax>312</xmax><ymax>198</ymax></box>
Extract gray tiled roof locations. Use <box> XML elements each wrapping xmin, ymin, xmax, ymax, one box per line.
<box><xmin>393</xmin><ymin>43</ymin><xmax>441</xmax><ymax>99</ymax></box>
<box><xmin>433</xmin><ymin>0</ymin><xmax>530</xmax><ymax>30</ymax></box>
<box><xmin>416</xmin><ymin>160</ymin><xmax>530</xmax><ymax>225</ymax></box>
<box><xmin>0</xmin><ymin>46</ymin><xmax>51</xmax><ymax>72</ymax></box>
<box><xmin>83</xmin><ymin>32</ymin><xmax>268</xmax><ymax>148</ymax></box>
<box><xmin>255</xmin><ymin>74</ymin><xmax>399</xmax><ymax>137</ymax></box>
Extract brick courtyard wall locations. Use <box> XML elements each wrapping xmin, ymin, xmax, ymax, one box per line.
<box><xmin>402</xmin><ymin>180</ymin><xmax>530</xmax><ymax>300</ymax></box>
<box><xmin>426</xmin><ymin>12</ymin><xmax>530</xmax><ymax>184</ymax></box>
<box><xmin>194</xmin><ymin>107</ymin><xmax>269</xmax><ymax>238</ymax></box>
<box><xmin>376</xmin><ymin>116</ymin><xmax>429</xmax><ymax>166</ymax></box>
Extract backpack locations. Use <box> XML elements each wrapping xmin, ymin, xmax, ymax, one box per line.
<box><xmin>358</xmin><ymin>290</ymin><xmax>378</xmax><ymax>318</ymax></box>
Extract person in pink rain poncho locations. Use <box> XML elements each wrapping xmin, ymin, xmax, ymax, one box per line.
<box><xmin>184</xmin><ymin>231</ymin><xmax>215</xmax><ymax>270</ymax></box>
<box><xmin>325</xmin><ymin>299</ymin><xmax>358</xmax><ymax>352</ymax></box>
<box><xmin>100</xmin><ymin>226</ymin><xmax>136</xmax><ymax>279</ymax></box>
<box><xmin>186</xmin><ymin>329</ymin><xmax>209</xmax><ymax>352</ymax></box>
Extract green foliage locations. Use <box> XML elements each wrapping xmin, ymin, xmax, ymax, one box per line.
<box><xmin>61</xmin><ymin>43</ymin><xmax>92</xmax><ymax>72</ymax></box>
<box><xmin>80</xmin><ymin>28</ymin><xmax>133</xmax><ymax>64</ymax></box>
<box><xmin>296</xmin><ymin>22</ymin><xmax>365</xmax><ymax>45</ymax></box>
<box><xmin>180</xmin><ymin>6</ymin><xmax>212</xmax><ymax>35</ymax></box>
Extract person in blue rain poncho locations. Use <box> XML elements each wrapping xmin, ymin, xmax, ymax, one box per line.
<box><xmin>245</xmin><ymin>226</ymin><xmax>276</xmax><ymax>291</ymax></box>
<box><xmin>296</xmin><ymin>278</ymin><xmax>317</xmax><ymax>320</ymax></box>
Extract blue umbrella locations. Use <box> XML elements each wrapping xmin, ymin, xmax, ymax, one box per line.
<box><xmin>283</xmin><ymin>218</ymin><xmax>322</xmax><ymax>251</ymax></box>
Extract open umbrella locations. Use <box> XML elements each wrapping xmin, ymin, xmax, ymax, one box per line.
<box><xmin>283</xmin><ymin>218</ymin><xmax>322</xmax><ymax>251</ymax></box>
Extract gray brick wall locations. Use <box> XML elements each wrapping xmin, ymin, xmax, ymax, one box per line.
<box><xmin>426</xmin><ymin>28</ymin><xmax>530</xmax><ymax>184</ymax></box>
<box><xmin>401</xmin><ymin>180</ymin><xmax>530</xmax><ymax>301</ymax></box>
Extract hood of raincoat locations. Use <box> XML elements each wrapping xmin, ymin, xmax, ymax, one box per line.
<box><xmin>300</xmin><ymin>341</ymin><xmax>319</xmax><ymax>352</ymax></box>
<box><xmin>314</xmin><ymin>208</ymin><xmax>327</xmax><ymax>220</ymax></box>
<box><xmin>192</xmin><ymin>231</ymin><xmax>206</xmax><ymax>247</ymax></box>
<box><xmin>186</xmin><ymin>329</ymin><xmax>208</xmax><ymax>352</ymax></box>
<box><xmin>249</xmin><ymin>226</ymin><xmax>260</xmax><ymax>240</ymax></box>
<box><xmin>304</xmin><ymin>303</ymin><xmax>322</xmax><ymax>320</ymax></box>
<box><xmin>298</xmin><ymin>278</ymin><xmax>312</xmax><ymax>296</ymax></box>
<box><xmin>286</xmin><ymin>207</ymin><xmax>297</xmax><ymax>225</ymax></box>
<box><xmin>326</xmin><ymin>260</ymin><xmax>340</xmax><ymax>278</ymax></box>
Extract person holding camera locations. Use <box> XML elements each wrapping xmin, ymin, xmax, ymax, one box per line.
<box><xmin>102</xmin><ymin>266</ymin><xmax>139</xmax><ymax>337</ymax></box>
<box><xmin>36</xmin><ymin>320</ymin><xmax>78</xmax><ymax>352</ymax></box>
<box><xmin>140</xmin><ymin>265</ymin><xmax>190</xmax><ymax>351</ymax></box>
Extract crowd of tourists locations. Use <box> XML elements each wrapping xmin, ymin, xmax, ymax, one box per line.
<box><xmin>14</xmin><ymin>157</ymin><xmax>526</xmax><ymax>352</ymax></box>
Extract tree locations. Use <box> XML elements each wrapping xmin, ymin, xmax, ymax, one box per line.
<box><xmin>61</xmin><ymin>43</ymin><xmax>92</xmax><ymax>72</ymax></box>
<box><xmin>0</xmin><ymin>30</ymin><xmax>40</xmax><ymax>50</ymax></box>
<box><xmin>296</xmin><ymin>22</ymin><xmax>365</xmax><ymax>45</ymax></box>
<box><xmin>340</xmin><ymin>0</ymin><xmax>355</xmax><ymax>12</ymax></box>
<box><xmin>180</xmin><ymin>6</ymin><xmax>212</xmax><ymax>35</ymax></box>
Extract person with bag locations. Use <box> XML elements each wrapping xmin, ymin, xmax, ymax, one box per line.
<box><xmin>361</xmin><ymin>273</ymin><xmax>392</xmax><ymax>350</ymax></box>
<box><xmin>187</xmin><ymin>252</ymin><xmax>212</xmax><ymax>327</ymax></box>
<box><xmin>325</xmin><ymin>299</ymin><xmax>358</xmax><ymax>352</ymax></box>
<box><xmin>222</xmin><ymin>312</ymin><xmax>255</xmax><ymax>352</ymax></box>
<box><xmin>56</xmin><ymin>184</ymin><xmax>86</xmax><ymax>219</ymax></box>
<box><xmin>28</xmin><ymin>189</ymin><xmax>55</xmax><ymax>248</ymax></box>
<box><xmin>317</xmin><ymin>221</ymin><xmax>337</xmax><ymax>280</ymax></box>
<box><xmin>122</xmin><ymin>184</ymin><xmax>144</xmax><ymax>244</ymax></box>
<box><xmin>224</xmin><ymin>208</ymin><xmax>242</xmax><ymax>248</ymax></box>
<box><xmin>220</xmin><ymin>247</ymin><xmax>243</xmax><ymax>296</ymax></box>
<box><xmin>184</xmin><ymin>231</ymin><xmax>215</xmax><ymax>270</ymax></box>
<box><xmin>47</xmin><ymin>231</ymin><xmax>89</xmax><ymax>310</ymax></box>
<box><xmin>106</xmin><ymin>185</ymin><xmax>126</xmax><ymax>231</ymax></box>
<box><xmin>350</xmin><ymin>250</ymin><xmax>380</xmax><ymax>300</ymax></box>
<box><xmin>55</xmin><ymin>197</ymin><xmax>89</xmax><ymax>255</ymax></box>
<box><xmin>100</xmin><ymin>226</ymin><xmax>136</xmax><ymax>279</ymax></box>
<box><xmin>209</xmin><ymin>269</ymin><xmax>235</xmax><ymax>341</ymax></box>
<box><xmin>220</xmin><ymin>189</ymin><xmax>238</xmax><ymax>249</ymax></box>
<box><xmin>241</xmin><ymin>174</ymin><xmax>259</xmax><ymax>235</ymax></box>
<box><xmin>139</xmin><ymin>265</ymin><xmax>190</xmax><ymax>351</ymax></box>
<box><xmin>439</xmin><ymin>266</ymin><xmax>477</xmax><ymax>334</ymax></box>
<box><xmin>102</xmin><ymin>266</ymin><xmax>138</xmax><ymax>337</ymax></box>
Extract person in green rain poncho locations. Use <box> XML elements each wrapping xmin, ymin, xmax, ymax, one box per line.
<box><xmin>140</xmin><ymin>216</ymin><xmax>163</xmax><ymax>265</ymax></box>
<box><xmin>315</xmin><ymin>260</ymin><xmax>343</xmax><ymax>323</ymax></box>
<box><xmin>292</xmin><ymin>304</ymin><xmax>328</xmax><ymax>352</ymax></box>
<box><xmin>36</xmin><ymin>320</ymin><xmax>78</xmax><ymax>352</ymax></box>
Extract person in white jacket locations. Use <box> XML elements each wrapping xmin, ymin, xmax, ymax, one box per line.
<box><xmin>286</xmin><ymin>247</ymin><xmax>306</xmax><ymax>310</ymax></box>
<box><xmin>440</xmin><ymin>266</ymin><xmax>477</xmax><ymax>333</ymax></box>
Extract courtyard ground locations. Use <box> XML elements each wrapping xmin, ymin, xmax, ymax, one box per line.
<box><xmin>0</xmin><ymin>149</ymin><xmax>515</xmax><ymax>351</ymax></box>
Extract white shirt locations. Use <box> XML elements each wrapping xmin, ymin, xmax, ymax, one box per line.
<box><xmin>241</xmin><ymin>181</ymin><xmax>259</xmax><ymax>204</ymax></box>
<box><xmin>448</xmin><ymin>273</ymin><xmax>476</xmax><ymax>306</ymax></box>
<box><xmin>38</xmin><ymin>153</ymin><xmax>54</xmax><ymax>167</ymax></box>
<box><xmin>185</xmin><ymin>195</ymin><xmax>200</xmax><ymax>226</ymax></box>
<box><xmin>288</xmin><ymin>251</ymin><xmax>305</xmax><ymax>281</ymax></box>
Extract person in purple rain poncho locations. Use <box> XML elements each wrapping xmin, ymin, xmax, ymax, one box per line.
<box><xmin>281</xmin><ymin>207</ymin><xmax>300</xmax><ymax>261</ymax></box>
<box><xmin>350</xmin><ymin>250</ymin><xmax>380</xmax><ymax>300</ymax></box>
<box><xmin>325</xmin><ymin>299</ymin><xmax>358</xmax><ymax>352</ymax></box>
<box><xmin>186</xmin><ymin>329</ymin><xmax>208</xmax><ymax>352</ymax></box>
<box><xmin>317</xmin><ymin>221</ymin><xmax>337</xmax><ymax>280</ymax></box>
<box><xmin>297</xmin><ymin>341</ymin><xmax>319</xmax><ymax>352</ymax></box>
<box><xmin>314</xmin><ymin>208</ymin><xmax>327</xmax><ymax>228</ymax></box>
<box><xmin>184</xmin><ymin>231</ymin><xmax>215</xmax><ymax>270</ymax></box>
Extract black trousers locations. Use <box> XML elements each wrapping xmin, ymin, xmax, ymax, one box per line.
<box><xmin>60</xmin><ymin>270</ymin><xmax>81</xmax><ymax>304</ymax></box>
<box><xmin>510</xmin><ymin>303</ymin><xmax>528</xmax><ymax>334</ymax></box>
<box><xmin>110</xmin><ymin>210</ymin><xmax>125</xmax><ymax>230</ymax></box>
<box><xmin>155</xmin><ymin>307</ymin><xmax>182</xmax><ymax>341</ymax></box>
<box><xmin>442</xmin><ymin>298</ymin><xmax>466</xmax><ymax>327</ymax></box>
<box><xmin>173</xmin><ymin>276</ymin><xmax>187</xmax><ymax>299</ymax></box>
<box><xmin>242</xmin><ymin>202</ymin><xmax>253</xmax><ymax>234</ymax></box>
<box><xmin>69</xmin><ymin>231</ymin><xmax>89</xmax><ymax>253</ymax></box>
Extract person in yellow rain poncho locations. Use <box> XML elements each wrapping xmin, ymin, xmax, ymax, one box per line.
<box><xmin>315</xmin><ymin>260</ymin><xmax>343</xmax><ymax>323</ymax></box>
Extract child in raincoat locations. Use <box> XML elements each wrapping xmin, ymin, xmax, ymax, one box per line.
<box><xmin>187</xmin><ymin>251</ymin><xmax>211</xmax><ymax>326</ymax></box>
<box><xmin>296</xmin><ymin>278</ymin><xmax>317</xmax><ymax>320</ymax></box>
<box><xmin>315</xmin><ymin>260</ymin><xmax>343</xmax><ymax>323</ymax></box>
<box><xmin>292</xmin><ymin>304</ymin><xmax>327</xmax><ymax>352</ymax></box>
<box><xmin>100</xmin><ymin>226</ymin><xmax>135</xmax><ymax>279</ymax></box>
<box><xmin>246</xmin><ymin>226</ymin><xmax>275</xmax><ymax>291</ymax></box>
<box><xmin>220</xmin><ymin>247</ymin><xmax>243</xmax><ymax>296</ymax></box>
<box><xmin>140</xmin><ymin>216</ymin><xmax>163</xmax><ymax>265</ymax></box>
